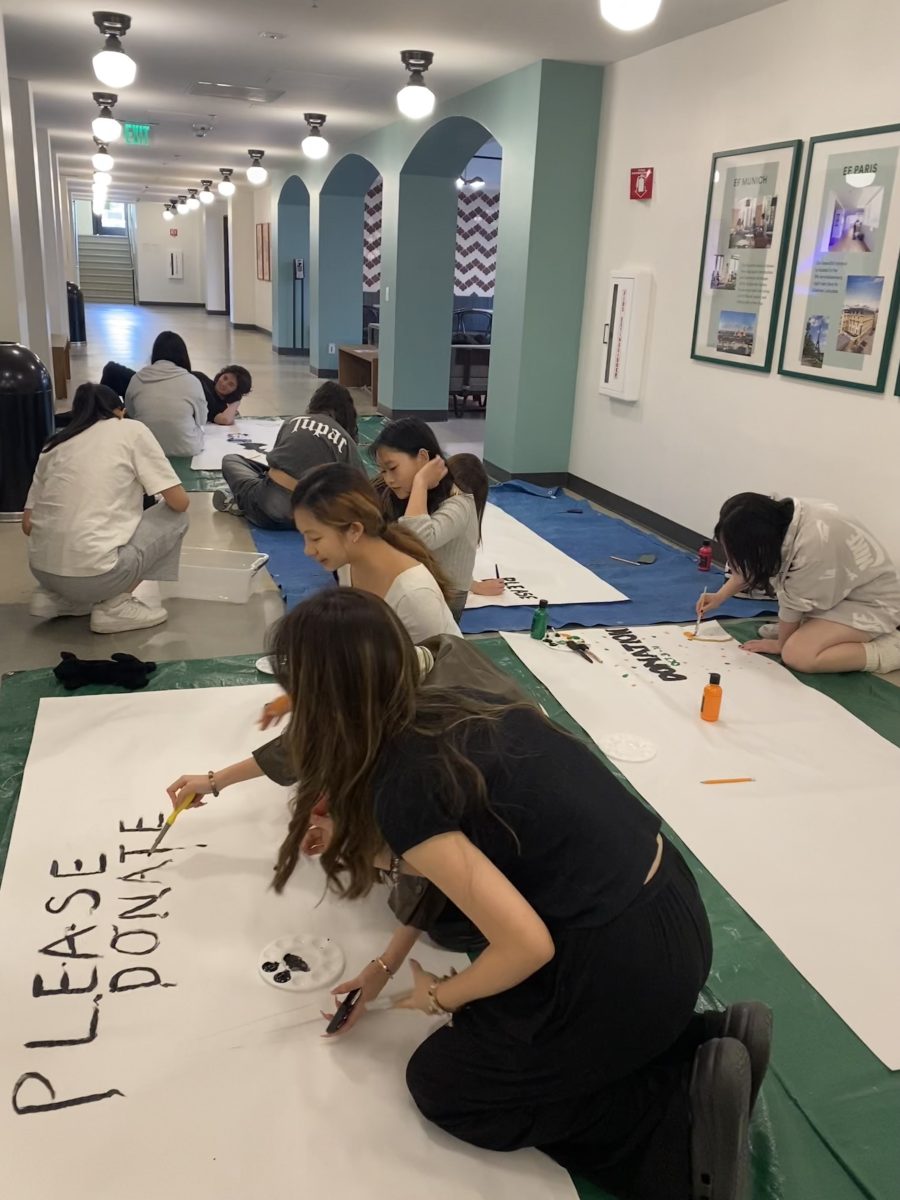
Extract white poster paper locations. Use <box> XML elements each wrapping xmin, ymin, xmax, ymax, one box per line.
<box><xmin>468</xmin><ymin>504</ymin><xmax>627</xmax><ymax>609</ymax></box>
<box><xmin>502</xmin><ymin>623</ymin><xmax>900</xmax><ymax>1070</ymax></box>
<box><xmin>191</xmin><ymin>418</ymin><xmax>283</xmax><ymax>470</ymax></box>
<box><xmin>0</xmin><ymin>686</ymin><xmax>575</xmax><ymax>1200</ymax></box>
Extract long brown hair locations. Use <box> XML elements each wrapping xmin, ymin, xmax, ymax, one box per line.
<box><xmin>448</xmin><ymin>452</ymin><xmax>489</xmax><ymax>539</ymax></box>
<box><xmin>269</xmin><ymin>589</ymin><xmax>528</xmax><ymax>898</ymax></box>
<box><xmin>291</xmin><ymin>463</ymin><xmax>454</xmax><ymax>601</ymax></box>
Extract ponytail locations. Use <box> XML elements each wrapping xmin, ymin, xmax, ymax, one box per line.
<box><xmin>43</xmin><ymin>382</ymin><xmax>123</xmax><ymax>453</ymax></box>
<box><xmin>380</xmin><ymin>524</ymin><xmax>454</xmax><ymax>602</ymax></box>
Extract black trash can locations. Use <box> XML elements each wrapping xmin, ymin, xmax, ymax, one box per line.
<box><xmin>0</xmin><ymin>342</ymin><xmax>53</xmax><ymax>516</ymax></box>
<box><xmin>67</xmin><ymin>281</ymin><xmax>87</xmax><ymax>346</ymax></box>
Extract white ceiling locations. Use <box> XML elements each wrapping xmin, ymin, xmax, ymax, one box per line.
<box><xmin>5</xmin><ymin>0</ymin><xmax>784</xmax><ymax>203</ymax></box>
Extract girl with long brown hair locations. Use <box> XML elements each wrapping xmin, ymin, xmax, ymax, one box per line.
<box><xmin>256</xmin><ymin>589</ymin><xmax>769</xmax><ymax>1200</ymax></box>
<box><xmin>291</xmin><ymin>463</ymin><xmax>459</xmax><ymax>643</ymax></box>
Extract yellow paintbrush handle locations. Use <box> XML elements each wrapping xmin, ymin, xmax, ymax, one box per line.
<box><xmin>167</xmin><ymin>792</ymin><xmax>197</xmax><ymax>825</ymax></box>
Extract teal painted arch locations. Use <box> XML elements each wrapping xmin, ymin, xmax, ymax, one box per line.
<box><xmin>274</xmin><ymin>175</ymin><xmax>311</xmax><ymax>352</ymax></box>
<box><xmin>321</xmin><ymin>153</ymin><xmax>381</xmax><ymax>198</ymax></box>
<box><xmin>401</xmin><ymin>115</ymin><xmax>498</xmax><ymax>179</ymax></box>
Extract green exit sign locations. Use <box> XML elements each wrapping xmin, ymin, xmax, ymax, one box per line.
<box><xmin>123</xmin><ymin>123</ymin><xmax>151</xmax><ymax>145</ymax></box>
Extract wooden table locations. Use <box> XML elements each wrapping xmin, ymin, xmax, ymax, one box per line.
<box><xmin>50</xmin><ymin>335</ymin><xmax>71</xmax><ymax>400</ymax></box>
<box><xmin>338</xmin><ymin>345</ymin><xmax>379</xmax><ymax>407</ymax></box>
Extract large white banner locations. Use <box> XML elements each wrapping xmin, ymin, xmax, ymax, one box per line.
<box><xmin>191</xmin><ymin>418</ymin><xmax>283</xmax><ymax>470</ymax></box>
<box><xmin>0</xmin><ymin>685</ymin><xmax>574</xmax><ymax>1200</ymax></box>
<box><xmin>468</xmin><ymin>504</ymin><xmax>628</xmax><ymax>609</ymax></box>
<box><xmin>502</xmin><ymin>623</ymin><xmax>900</xmax><ymax>1070</ymax></box>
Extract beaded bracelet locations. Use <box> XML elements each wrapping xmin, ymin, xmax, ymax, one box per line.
<box><xmin>208</xmin><ymin>770</ymin><xmax>220</xmax><ymax>797</ymax></box>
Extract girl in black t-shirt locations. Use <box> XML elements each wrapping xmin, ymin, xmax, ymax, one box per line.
<box><xmin>267</xmin><ymin>590</ymin><xmax>771</xmax><ymax>1200</ymax></box>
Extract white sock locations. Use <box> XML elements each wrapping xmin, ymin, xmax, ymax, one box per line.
<box><xmin>415</xmin><ymin>646</ymin><xmax>435</xmax><ymax>680</ymax></box>
<box><xmin>863</xmin><ymin>630</ymin><xmax>900</xmax><ymax>674</ymax></box>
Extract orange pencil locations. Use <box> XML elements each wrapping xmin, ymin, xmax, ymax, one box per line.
<box><xmin>701</xmin><ymin>777</ymin><xmax>754</xmax><ymax>785</ymax></box>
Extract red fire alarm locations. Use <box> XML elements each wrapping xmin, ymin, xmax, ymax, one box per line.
<box><xmin>630</xmin><ymin>168</ymin><xmax>653</xmax><ymax>201</ymax></box>
<box><xmin>169</xmin><ymin>227</ymin><xmax>178</xmax><ymax>237</ymax></box>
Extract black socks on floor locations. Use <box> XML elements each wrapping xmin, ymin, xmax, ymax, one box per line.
<box><xmin>53</xmin><ymin>651</ymin><xmax>157</xmax><ymax>691</ymax></box>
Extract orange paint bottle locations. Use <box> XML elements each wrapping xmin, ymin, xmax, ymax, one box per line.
<box><xmin>701</xmin><ymin>672</ymin><xmax>723</xmax><ymax>722</ymax></box>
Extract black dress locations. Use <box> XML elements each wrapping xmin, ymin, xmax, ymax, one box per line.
<box><xmin>373</xmin><ymin>705</ymin><xmax>713</xmax><ymax>1200</ymax></box>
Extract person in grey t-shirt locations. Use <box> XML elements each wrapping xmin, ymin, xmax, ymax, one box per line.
<box><xmin>213</xmin><ymin>383</ymin><xmax>363</xmax><ymax>530</ymax></box>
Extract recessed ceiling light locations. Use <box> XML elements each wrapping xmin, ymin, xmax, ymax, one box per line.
<box><xmin>258</xmin><ymin>31</ymin><xmax>285</xmax><ymax>39</ymax></box>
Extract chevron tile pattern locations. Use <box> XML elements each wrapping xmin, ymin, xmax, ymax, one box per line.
<box><xmin>362</xmin><ymin>181</ymin><xmax>500</xmax><ymax>298</ymax></box>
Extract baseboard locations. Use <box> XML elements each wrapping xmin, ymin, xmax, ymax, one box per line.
<box><xmin>274</xmin><ymin>346</ymin><xmax>310</xmax><ymax>357</ymax></box>
<box><xmin>377</xmin><ymin>404</ymin><xmax>448</xmax><ymax>422</ymax></box>
<box><xmin>567</xmin><ymin>475</ymin><xmax>708</xmax><ymax>553</ymax></box>
<box><xmin>139</xmin><ymin>300</ymin><xmax>204</xmax><ymax>308</ymax></box>
<box><xmin>484</xmin><ymin>460</ymin><xmax>567</xmax><ymax>488</ymax></box>
<box><xmin>206</xmin><ymin>308</ymin><xmax>227</xmax><ymax>316</ymax></box>
<box><xmin>311</xmin><ymin>367</ymin><xmax>338</xmax><ymax>378</ymax></box>
<box><xmin>231</xmin><ymin>322</ymin><xmax>272</xmax><ymax>333</ymax></box>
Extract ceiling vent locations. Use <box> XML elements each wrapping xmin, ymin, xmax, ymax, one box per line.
<box><xmin>188</xmin><ymin>82</ymin><xmax>284</xmax><ymax>104</ymax></box>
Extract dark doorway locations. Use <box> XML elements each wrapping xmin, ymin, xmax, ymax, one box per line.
<box><xmin>223</xmin><ymin>214</ymin><xmax>231</xmax><ymax>317</ymax></box>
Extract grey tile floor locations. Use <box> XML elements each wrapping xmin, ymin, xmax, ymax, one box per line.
<box><xmin>0</xmin><ymin>303</ymin><xmax>485</xmax><ymax>675</ymax></box>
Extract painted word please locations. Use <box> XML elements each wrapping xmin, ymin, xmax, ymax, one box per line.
<box><xmin>605</xmin><ymin>628</ymin><xmax>688</xmax><ymax>681</ymax></box>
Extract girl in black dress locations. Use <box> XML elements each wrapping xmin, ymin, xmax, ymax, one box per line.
<box><xmin>269</xmin><ymin>589</ymin><xmax>771</xmax><ymax>1200</ymax></box>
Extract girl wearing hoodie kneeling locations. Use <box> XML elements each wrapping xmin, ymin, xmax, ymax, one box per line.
<box><xmin>125</xmin><ymin>331</ymin><xmax>207</xmax><ymax>458</ymax></box>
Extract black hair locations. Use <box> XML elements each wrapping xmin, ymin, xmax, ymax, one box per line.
<box><xmin>151</xmin><ymin>331</ymin><xmax>191</xmax><ymax>372</ymax></box>
<box><xmin>43</xmin><ymin>382</ymin><xmax>124</xmax><ymax>453</ymax></box>
<box><xmin>714</xmin><ymin>493</ymin><xmax>795</xmax><ymax>590</ymax></box>
<box><xmin>307</xmin><ymin>381</ymin><xmax>358</xmax><ymax>442</ymax></box>
<box><xmin>371</xmin><ymin>416</ymin><xmax>453</xmax><ymax>518</ymax></box>
<box><xmin>448</xmin><ymin>452</ymin><xmax>489</xmax><ymax>539</ymax></box>
<box><xmin>215</xmin><ymin>364</ymin><xmax>253</xmax><ymax>401</ymax></box>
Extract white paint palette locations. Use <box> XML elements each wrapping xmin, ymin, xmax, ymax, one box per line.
<box><xmin>257</xmin><ymin>934</ymin><xmax>344</xmax><ymax>992</ymax></box>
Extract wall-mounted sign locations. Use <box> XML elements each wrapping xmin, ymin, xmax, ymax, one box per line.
<box><xmin>123</xmin><ymin>123</ymin><xmax>151</xmax><ymax>145</ymax></box>
<box><xmin>630</xmin><ymin>168</ymin><xmax>653</xmax><ymax>200</ymax></box>
<box><xmin>169</xmin><ymin>228</ymin><xmax>178</xmax><ymax>238</ymax></box>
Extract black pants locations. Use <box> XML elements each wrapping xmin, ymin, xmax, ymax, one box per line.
<box><xmin>221</xmin><ymin>455</ymin><xmax>294</xmax><ymax>530</ymax></box>
<box><xmin>406</xmin><ymin>843</ymin><xmax>713</xmax><ymax>1200</ymax></box>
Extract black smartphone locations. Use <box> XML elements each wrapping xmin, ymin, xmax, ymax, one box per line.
<box><xmin>325</xmin><ymin>987</ymin><xmax>362</xmax><ymax>1035</ymax></box>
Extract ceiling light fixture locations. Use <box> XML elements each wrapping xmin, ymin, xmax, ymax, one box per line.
<box><xmin>162</xmin><ymin>203</ymin><xmax>174</xmax><ymax>221</ymax></box>
<box><xmin>246</xmin><ymin>149</ymin><xmax>268</xmax><ymax>185</ymax></box>
<box><xmin>397</xmin><ymin>50</ymin><xmax>435</xmax><ymax>119</ymax></box>
<box><xmin>92</xmin><ymin>12</ymin><xmax>137</xmax><ymax>88</ymax></box>
<box><xmin>93</xmin><ymin>170</ymin><xmax>112</xmax><ymax>186</ymax></box>
<box><xmin>91</xmin><ymin>141</ymin><xmax>115</xmax><ymax>172</ymax></box>
<box><xmin>257</xmin><ymin>30</ymin><xmax>285</xmax><ymax>39</ymax></box>
<box><xmin>199</xmin><ymin>179</ymin><xmax>215</xmax><ymax>204</ymax></box>
<box><xmin>846</xmin><ymin>168</ymin><xmax>877</xmax><ymax>189</ymax></box>
<box><xmin>91</xmin><ymin>92</ymin><xmax>122</xmax><ymax>142</ymax></box>
<box><xmin>92</xmin><ymin>193</ymin><xmax>107</xmax><ymax>215</ymax></box>
<box><xmin>186</xmin><ymin>187</ymin><xmax>200</xmax><ymax>211</ymax></box>
<box><xmin>456</xmin><ymin>175</ymin><xmax>485</xmax><ymax>190</ymax></box>
<box><xmin>217</xmin><ymin>167</ymin><xmax>235</xmax><ymax>196</ymax></box>
<box><xmin>301</xmin><ymin>113</ymin><xmax>329</xmax><ymax>160</ymax></box>
<box><xmin>599</xmin><ymin>0</ymin><xmax>662</xmax><ymax>32</ymax></box>
<box><xmin>175</xmin><ymin>194</ymin><xmax>189</xmax><ymax>215</ymax></box>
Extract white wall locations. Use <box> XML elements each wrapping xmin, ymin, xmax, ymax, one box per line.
<box><xmin>73</xmin><ymin>198</ymin><xmax>92</xmax><ymax>236</ymax></box>
<box><xmin>135</xmin><ymin>200</ymin><xmax>204</xmax><ymax>304</ymax></box>
<box><xmin>253</xmin><ymin>184</ymin><xmax>273</xmax><ymax>332</ymax></box>
<box><xmin>228</xmin><ymin>186</ymin><xmax>255</xmax><ymax>325</ymax></box>
<box><xmin>203</xmin><ymin>206</ymin><xmax>226</xmax><ymax>313</ymax></box>
<box><xmin>571</xmin><ymin>0</ymin><xmax>900</xmax><ymax>560</ymax></box>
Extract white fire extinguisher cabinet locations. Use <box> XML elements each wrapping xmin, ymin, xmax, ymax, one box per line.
<box><xmin>600</xmin><ymin>270</ymin><xmax>653</xmax><ymax>402</ymax></box>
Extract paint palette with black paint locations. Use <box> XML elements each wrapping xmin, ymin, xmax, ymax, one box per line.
<box><xmin>257</xmin><ymin>934</ymin><xmax>344</xmax><ymax>993</ymax></box>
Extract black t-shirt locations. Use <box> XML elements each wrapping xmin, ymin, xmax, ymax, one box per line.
<box><xmin>373</xmin><ymin>704</ymin><xmax>661</xmax><ymax>931</ymax></box>
<box><xmin>193</xmin><ymin>371</ymin><xmax>235</xmax><ymax>422</ymax></box>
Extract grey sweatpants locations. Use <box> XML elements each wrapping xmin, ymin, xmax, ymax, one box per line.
<box><xmin>221</xmin><ymin>455</ymin><xmax>295</xmax><ymax>530</ymax></box>
<box><xmin>32</xmin><ymin>503</ymin><xmax>189</xmax><ymax>605</ymax></box>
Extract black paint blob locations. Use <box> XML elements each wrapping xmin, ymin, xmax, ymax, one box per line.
<box><xmin>261</xmin><ymin>961</ymin><xmax>279</xmax><ymax>973</ymax></box>
<box><xmin>283</xmin><ymin>953</ymin><xmax>310</xmax><ymax>973</ymax></box>
<box><xmin>273</xmin><ymin>970</ymin><xmax>291</xmax><ymax>984</ymax></box>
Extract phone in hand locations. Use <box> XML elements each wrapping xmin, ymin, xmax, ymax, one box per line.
<box><xmin>325</xmin><ymin>987</ymin><xmax>362</xmax><ymax>1035</ymax></box>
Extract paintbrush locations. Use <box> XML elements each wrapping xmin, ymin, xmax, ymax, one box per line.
<box><xmin>693</xmin><ymin>587</ymin><xmax>707</xmax><ymax>638</ymax></box>
<box><xmin>494</xmin><ymin>563</ymin><xmax>500</xmax><ymax>579</ymax></box>
<box><xmin>148</xmin><ymin>793</ymin><xmax>197</xmax><ymax>853</ymax></box>
<box><xmin>565</xmin><ymin>640</ymin><xmax>593</xmax><ymax>665</ymax></box>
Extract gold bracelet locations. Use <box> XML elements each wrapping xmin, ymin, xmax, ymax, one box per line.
<box><xmin>427</xmin><ymin>976</ymin><xmax>455</xmax><ymax>1016</ymax></box>
<box><xmin>372</xmin><ymin>956</ymin><xmax>393</xmax><ymax>978</ymax></box>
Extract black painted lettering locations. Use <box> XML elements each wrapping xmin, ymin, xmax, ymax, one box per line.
<box><xmin>12</xmin><ymin>1071</ymin><xmax>123</xmax><ymax>1115</ymax></box>
<box><xmin>44</xmin><ymin>889</ymin><xmax>101</xmax><ymax>916</ymax></box>
<box><xmin>109</xmin><ymin>966</ymin><xmax>175</xmax><ymax>992</ymax></box>
<box><xmin>33</xmin><ymin>966</ymin><xmax>99</xmax><ymax>998</ymax></box>
<box><xmin>110</xmin><ymin>926</ymin><xmax>160</xmax><ymax>956</ymax></box>
<box><xmin>117</xmin><ymin>889</ymin><xmax>171</xmax><ymax>921</ymax></box>
<box><xmin>50</xmin><ymin>854</ymin><xmax>107</xmax><ymax>879</ymax></box>
<box><xmin>118</xmin><ymin>815</ymin><xmax>165</xmax><ymax>834</ymax></box>
<box><xmin>25</xmin><ymin>992</ymin><xmax>104</xmax><ymax>1049</ymax></box>
<box><xmin>38</xmin><ymin>924</ymin><xmax>101</xmax><ymax>959</ymax></box>
<box><xmin>117</xmin><ymin>859</ymin><xmax>174</xmax><ymax>885</ymax></box>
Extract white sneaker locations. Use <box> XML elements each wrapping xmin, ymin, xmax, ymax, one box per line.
<box><xmin>29</xmin><ymin>587</ymin><xmax>91</xmax><ymax>620</ymax></box>
<box><xmin>90</xmin><ymin>593</ymin><xmax>169</xmax><ymax>634</ymax></box>
<box><xmin>212</xmin><ymin>488</ymin><xmax>242</xmax><ymax>516</ymax></box>
<box><xmin>864</xmin><ymin>629</ymin><xmax>900</xmax><ymax>674</ymax></box>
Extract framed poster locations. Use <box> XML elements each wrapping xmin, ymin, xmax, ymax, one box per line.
<box><xmin>691</xmin><ymin>140</ymin><xmax>801</xmax><ymax>372</ymax></box>
<box><xmin>255</xmin><ymin>222</ymin><xmax>271</xmax><ymax>282</ymax></box>
<box><xmin>779</xmin><ymin>124</ymin><xmax>900</xmax><ymax>390</ymax></box>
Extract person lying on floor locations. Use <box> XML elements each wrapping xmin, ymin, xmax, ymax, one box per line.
<box><xmin>193</xmin><ymin>363</ymin><xmax>253</xmax><ymax>426</ymax></box>
<box><xmin>213</xmin><ymin>381</ymin><xmax>363</xmax><ymax>529</ymax></box>
<box><xmin>22</xmin><ymin>382</ymin><xmax>189</xmax><ymax>634</ymax></box>
<box><xmin>698</xmin><ymin>493</ymin><xmax>900</xmax><ymax>674</ymax></box>
<box><xmin>373</xmin><ymin>418</ymin><xmax>479</xmax><ymax>622</ymax></box>
<box><xmin>124</xmin><ymin>330</ymin><xmax>207</xmax><ymax>457</ymax></box>
<box><xmin>170</xmin><ymin>588</ymin><xmax>771</xmax><ymax>1200</ymax></box>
